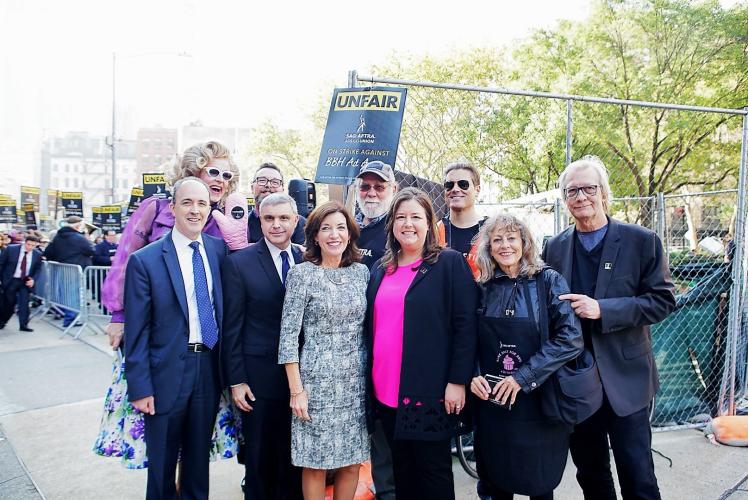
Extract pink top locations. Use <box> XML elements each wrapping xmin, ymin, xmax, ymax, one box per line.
<box><xmin>372</xmin><ymin>260</ymin><xmax>422</xmax><ymax>408</ymax></box>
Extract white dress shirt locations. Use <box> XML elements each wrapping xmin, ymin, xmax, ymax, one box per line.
<box><xmin>13</xmin><ymin>248</ymin><xmax>33</xmax><ymax>279</ymax></box>
<box><xmin>264</xmin><ymin>238</ymin><xmax>296</xmax><ymax>282</ymax></box>
<box><xmin>172</xmin><ymin>229</ymin><xmax>215</xmax><ymax>344</ymax></box>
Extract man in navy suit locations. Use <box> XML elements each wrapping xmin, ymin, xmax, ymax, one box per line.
<box><xmin>125</xmin><ymin>177</ymin><xmax>228</xmax><ymax>500</ymax></box>
<box><xmin>222</xmin><ymin>192</ymin><xmax>303</xmax><ymax>500</ymax></box>
<box><xmin>542</xmin><ymin>156</ymin><xmax>675</xmax><ymax>500</ymax></box>
<box><xmin>0</xmin><ymin>234</ymin><xmax>43</xmax><ymax>331</ymax></box>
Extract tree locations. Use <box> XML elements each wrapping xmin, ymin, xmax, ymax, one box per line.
<box><xmin>241</xmin><ymin>120</ymin><xmax>321</xmax><ymax>181</ymax></box>
<box><xmin>364</xmin><ymin>0</ymin><xmax>748</xmax><ymax>207</ymax></box>
<box><xmin>513</xmin><ymin>0</ymin><xmax>748</xmax><ymax>200</ymax></box>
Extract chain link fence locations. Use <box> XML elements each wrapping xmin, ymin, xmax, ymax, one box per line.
<box><xmin>352</xmin><ymin>71</ymin><xmax>748</xmax><ymax>429</ymax></box>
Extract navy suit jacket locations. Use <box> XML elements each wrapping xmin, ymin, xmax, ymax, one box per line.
<box><xmin>542</xmin><ymin>217</ymin><xmax>676</xmax><ymax>416</ymax></box>
<box><xmin>124</xmin><ymin>231</ymin><xmax>228</xmax><ymax>414</ymax></box>
<box><xmin>221</xmin><ymin>239</ymin><xmax>303</xmax><ymax>400</ymax></box>
<box><xmin>0</xmin><ymin>245</ymin><xmax>43</xmax><ymax>288</ymax></box>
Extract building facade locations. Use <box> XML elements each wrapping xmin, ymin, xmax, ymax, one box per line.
<box><xmin>41</xmin><ymin>132</ymin><xmax>137</xmax><ymax>215</ymax></box>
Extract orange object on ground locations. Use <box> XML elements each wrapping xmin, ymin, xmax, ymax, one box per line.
<box><xmin>705</xmin><ymin>415</ymin><xmax>748</xmax><ymax>446</ymax></box>
<box><xmin>324</xmin><ymin>461</ymin><xmax>375</xmax><ymax>500</ymax></box>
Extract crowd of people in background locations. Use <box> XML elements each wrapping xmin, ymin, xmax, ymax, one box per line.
<box><xmin>0</xmin><ymin>218</ymin><xmax>116</xmax><ymax>330</ymax></box>
<box><xmin>0</xmin><ymin>139</ymin><xmax>677</xmax><ymax>500</ymax></box>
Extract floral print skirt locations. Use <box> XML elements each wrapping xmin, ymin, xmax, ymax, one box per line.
<box><xmin>92</xmin><ymin>355</ymin><xmax>242</xmax><ymax>468</ymax></box>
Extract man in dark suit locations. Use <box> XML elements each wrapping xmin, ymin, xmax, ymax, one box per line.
<box><xmin>93</xmin><ymin>229</ymin><xmax>119</xmax><ymax>266</ymax></box>
<box><xmin>125</xmin><ymin>177</ymin><xmax>228</xmax><ymax>500</ymax></box>
<box><xmin>0</xmin><ymin>234</ymin><xmax>43</xmax><ymax>331</ymax></box>
<box><xmin>542</xmin><ymin>156</ymin><xmax>676</xmax><ymax>500</ymax></box>
<box><xmin>222</xmin><ymin>192</ymin><xmax>303</xmax><ymax>500</ymax></box>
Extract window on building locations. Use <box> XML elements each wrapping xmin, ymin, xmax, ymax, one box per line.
<box><xmin>65</xmin><ymin>164</ymin><xmax>70</xmax><ymax>173</ymax></box>
<box><xmin>65</xmin><ymin>178</ymin><xmax>70</xmax><ymax>188</ymax></box>
<box><xmin>74</xmin><ymin>178</ymin><xmax>79</xmax><ymax>188</ymax></box>
<box><xmin>53</xmin><ymin>164</ymin><xmax>58</xmax><ymax>172</ymax></box>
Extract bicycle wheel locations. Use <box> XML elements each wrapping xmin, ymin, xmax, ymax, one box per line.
<box><xmin>454</xmin><ymin>431</ymin><xmax>479</xmax><ymax>479</ymax></box>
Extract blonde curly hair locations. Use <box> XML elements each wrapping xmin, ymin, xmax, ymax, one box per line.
<box><xmin>476</xmin><ymin>213</ymin><xmax>545</xmax><ymax>283</ymax></box>
<box><xmin>166</xmin><ymin>140</ymin><xmax>239</xmax><ymax>206</ymax></box>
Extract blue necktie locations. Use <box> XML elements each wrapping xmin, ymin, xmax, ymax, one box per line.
<box><xmin>280</xmin><ymin>250</ymin><xmax>290</xmax><ymax>286</ymax></box>
<box><xmin>189</xmin><ymin>241</ymin><xmax>219</xmax><ymax>349</ymax></box>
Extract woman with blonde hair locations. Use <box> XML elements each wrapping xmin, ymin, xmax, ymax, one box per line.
<box><xmin>470</xmin><ymin>213</ymin><xmax>583</xmax><ymax>500</ymax></box>
<box><xmin>94</xmin><ymin>140</ymin><xmax>248</xmax><ymax>469</ymax></box>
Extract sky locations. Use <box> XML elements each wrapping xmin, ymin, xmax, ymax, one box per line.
<box><xmin>0</xmin><ymin>0</ymin><xmax>741</xmax><ymax>191</ymax></box>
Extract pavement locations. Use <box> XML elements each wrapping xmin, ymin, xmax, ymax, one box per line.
<box><xmin>0</xmin><ymin>314</ymin><xmax>746</xmax><ymax>499</ymax></box>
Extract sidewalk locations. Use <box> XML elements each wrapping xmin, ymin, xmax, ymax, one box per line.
<box><xmin>0</xmin><ymin>316</ymin><xmax>746</xmax><ymax>499</ymax></box>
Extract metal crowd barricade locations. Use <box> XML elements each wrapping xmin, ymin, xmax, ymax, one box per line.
<box><xmin>34</xmin><ymin>261</ymin><xmax>88</xmax><ymax>339</ymax></box>
<box><xmin>82</xmin><ymin>265</ymin><xmax>112</xmax><ymax>334</ymax></box>
<box><xmin>31</xmin><ymin>262</ymin><xmax>113</xmax><ymax>340</ymax></box>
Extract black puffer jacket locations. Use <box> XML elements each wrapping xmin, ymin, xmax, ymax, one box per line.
<box><xmin>44</xmin><ymin>226</ymin><xmax>94</xmax><ymax>269</ymax></box>
<box><xmin>479</xmin><ymin>267</ymin><xmax>583</xmax><ymax>393</ymax></box>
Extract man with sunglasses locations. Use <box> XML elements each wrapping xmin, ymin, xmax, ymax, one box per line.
<box><xmin>542</xmin><ymin>156</ymin><xmax>675</xmax><ymax>500</ymax></box>
<box><xmin>355</xmin><ymin>161</ymin><xmax>398</xmax><ymax>269</ymax></box>
<box><xmin>247</xmin><ymin>163</ymin><xmax>306</xmax><ymax>245</ymax></box>
<box><xmin>437</xmin><ymin>162</ymin><xmax>484</xmax><ymax>278</ymax></box>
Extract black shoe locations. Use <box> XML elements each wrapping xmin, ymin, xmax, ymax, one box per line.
<box><xmin>19</xmin><ymin>326</ymin><xmax>33</xmax><ymax>332</ymax></box>
<box><xmin>241</xmin><ymin>476</ymin><xmax>246</xmax><ymax>493</ymax></box>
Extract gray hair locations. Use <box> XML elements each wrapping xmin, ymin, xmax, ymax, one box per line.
<box><xmin>171</xmin><ymin>177</ymin><xmax>210</xmax><ymax>202</ymax></box>
<box><xmin>475</xmin><ymin>213</ymin><xmax>545</xmax><ymax>283</ymax></box>
<box><xmin>558</xmin><ymin>155</ymin><xmax>613</xmax><ymax>212</ymax></box>
<box><xmin>259</xmin><ymin>192</ymin><xmax>298</xmax><ymax>215</ymax></box>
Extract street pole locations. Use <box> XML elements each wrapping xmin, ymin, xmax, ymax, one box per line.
<box><xmin>111</xmin><ymin>52</ymin><xmax>117</xmax><ymax>205</ymax></box>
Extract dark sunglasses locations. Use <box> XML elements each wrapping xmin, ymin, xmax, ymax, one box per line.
<box><xmin>444</xmin><ymin>180</ymin><xmax>470</xmax><ymax>191</ymax></box>
<box><xmin>359</xmin><ymin>183</ymin><xmax>388</xmax><ymax>193</ymax></box>
<box><xmin>206</xmin><ymin>167</ymin><xmax>234</xmax><ymax>182</ymax></box>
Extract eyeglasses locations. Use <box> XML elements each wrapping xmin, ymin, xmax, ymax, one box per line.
<box><xmin>444</xmin><ymin>180</ymin><xmax>470</xmax><ymax>191</ymax></box>
<box><xmin>359</xmin><ymin>183</ymin><xmax>388</xmax><ymax>193</ymax></box>
<box><xmin>206</xmin><ymin>167</ymin><xmax>234</xmax><ymax>182</ymax></box>
<box><xmin>563</xmin><ymin>185</ymin><xmax>599</xmax><ymax>199</ymax></box>
<box><xmin>253</xmin><ymin>177</ymin><xmax>283</xmax><ymax>188</ymax></box>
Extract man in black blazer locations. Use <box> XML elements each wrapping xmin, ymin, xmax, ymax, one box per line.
<box><xmin>542</xmin><ymin>156</ymin><xmax>675</xmax><ymax>500</ymax></box>
<box><xmin>125</xmin><ymin>178</ymin><xmax>228</xmax><ymax>499</ymax></box>
<box><xmin>222</xmin><ymin>192</ymin><xmax>303</xmax><ymax>500</ymax></box>
<box><xmin>0</xmin><ymin>235</ymin><xmax>43</xmax><ymax>331</ymax></box>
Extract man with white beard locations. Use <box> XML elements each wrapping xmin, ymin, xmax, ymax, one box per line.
<box><xmin>355</xmin><ymin>161</ymin><xmax>398</xmax><ymax>269</ymax></box>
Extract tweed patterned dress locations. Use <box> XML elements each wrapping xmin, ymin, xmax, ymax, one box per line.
<box><xmin>278</xmin><ymin>261</ymin><xmax>370</xmax><ymax>469</ymax></box>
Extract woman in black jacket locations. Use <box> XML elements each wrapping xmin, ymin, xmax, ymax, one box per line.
<box><xmin>470</xmin><ymin>213</ymin><xmax>583</xmax><ymax>500</ymax></box>
<box><xmin>366</xmin><ymin>187</ymin><xmax>478</xmax><ymax>500</ymax></box>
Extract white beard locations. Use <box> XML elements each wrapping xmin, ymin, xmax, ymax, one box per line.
<box><xmin>358</xmin><ymin>199</ymin><xmax>387</xmax><ymax>220</ymax></box>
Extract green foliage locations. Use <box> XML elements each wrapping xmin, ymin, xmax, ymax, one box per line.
<box><xmin>249</xmin><ymin>0</ymin><xmax>748</xmax><ymax>203</ymax></box>
<box><xmin>510</xmin><ymin>0</ymin><xmax>748</xmax><ymax>197</ymax></box>
<box><xmin>240</xmin><ymin>120</ymin><xmax>321</xmax><ymax>181</ymax></box>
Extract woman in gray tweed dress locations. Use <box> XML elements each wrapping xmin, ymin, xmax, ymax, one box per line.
<box><xmin>279</xmin><ymin>201</ymin><xmax>369</xmax><ymax>499</ymax></box>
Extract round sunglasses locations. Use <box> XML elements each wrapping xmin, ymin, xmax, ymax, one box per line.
<box><xmin>206</xmin><ymin>167</ymin><xmax>234</xmax><ymax>182</ymax></box>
